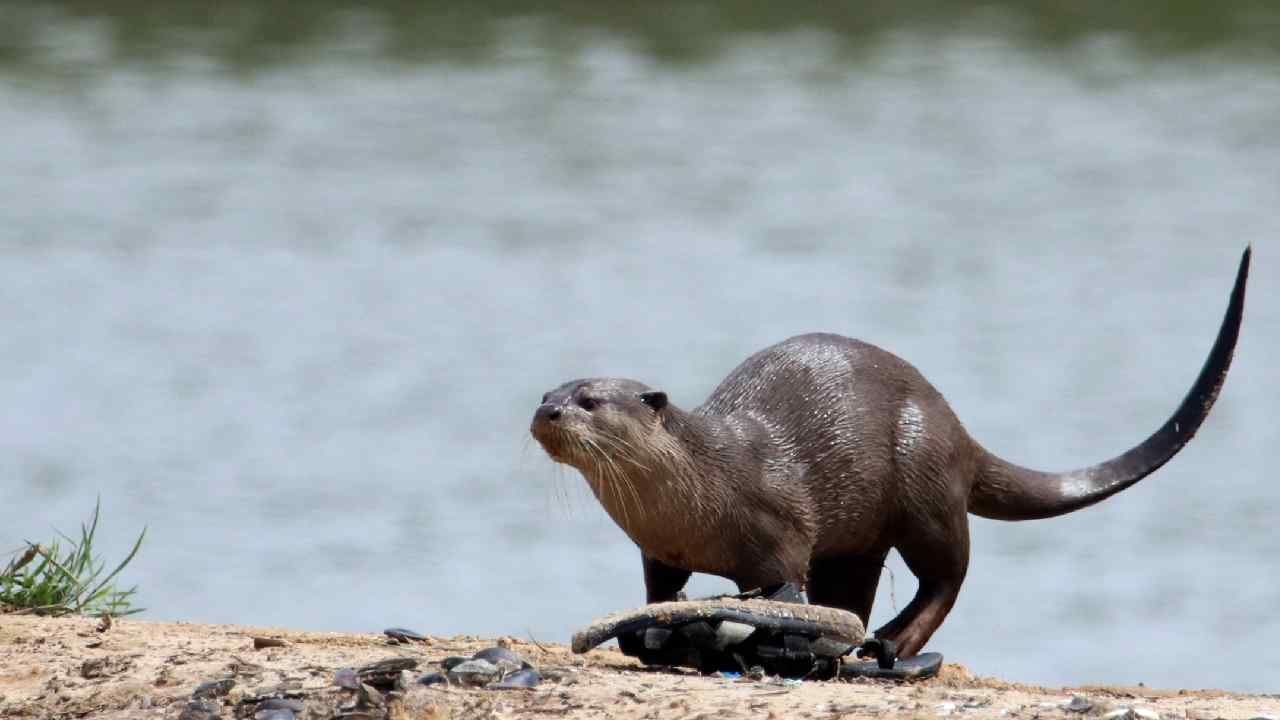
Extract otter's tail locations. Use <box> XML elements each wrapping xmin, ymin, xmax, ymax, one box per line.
<box><xmin>968</xmin><ymin>247</ymin><xmax>1250</xmax><ymax>521</ymax></box>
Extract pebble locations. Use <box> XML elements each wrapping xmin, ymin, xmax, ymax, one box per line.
<box><xmin>1134</xmin><ymin>709</ymin><xmax>1159</xmax><ymax>720</ymax></box>
<box><xmin>936</xmin><ymin>702</ymin><xmax>957</xmax><ymax>716</ymax></box>
<box><xmin>418</xmin><ymin>672</ymin><xmax>448</xmax><ymax>687</ymax></box>
<box><xmin>1102</xmin><ymin>709</ymin><xmax>1136</xmax><ymax>720</ymax></box>
<box><xmin>358</xmin><ymin>684</ymin><xmax>384</xmax><ymax>708</ymax></box>
<box><xmin>1065</xmin><ymin>695</ymin><xmax>1094</xmax><ymax>713</ymax></box>
<box><xmin>488</xmin><ymin>668</ymin><xmax>542</xmax><ymax>690</ymax></box>
<box><xmin>447</xmin><ymin>659</ymin><xmax>501</xmax><ymax>687</ymax></box>
<box><xmin>253</xmin><ymin>710</ymin><xmax>295</xmax><ymax>720</ymax></box>
<box><xmin>192</xmin><ymin>679</ymin><xmax>236</xmax><ymax>699</ymax></box>
<box><xmin>178</xmin><ymin>700</ymin><xmax>221</xmax><ymax>720</ymax></box>
<box><xmin>333</xmin><ymin>668</ymin><xmax>360</xmax><ymax>690</ymax></box>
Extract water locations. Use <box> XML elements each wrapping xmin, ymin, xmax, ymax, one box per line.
<box><xmin>1</xmin><ymin>3</ymin><xmax>1278</xmax><ymax>692</ymax></box>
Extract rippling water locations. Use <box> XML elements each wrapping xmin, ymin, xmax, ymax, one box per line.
<box><xmin>1</xmin><ymin>4</ymin><xmax>1277</xmax><ymax>692</ymax></box>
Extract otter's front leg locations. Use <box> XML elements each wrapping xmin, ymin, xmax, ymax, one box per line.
<box><xmin>642</xmin><ymin>554</ymin><xmax>692</xmax><ymax>603</ymax></box>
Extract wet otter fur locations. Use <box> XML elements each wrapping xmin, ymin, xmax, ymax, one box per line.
<box><xmin>530</xmin><ymin>248</ymin><xmax>1250</xmax><ymax>657</ymax></box>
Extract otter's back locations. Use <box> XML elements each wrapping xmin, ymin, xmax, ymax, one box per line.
<box><xmin>697</xmin><ymin>333</ymin><xmax>965</xmax><ymax>552</ymax></box>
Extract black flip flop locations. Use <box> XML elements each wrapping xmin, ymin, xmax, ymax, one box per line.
<box><xmin>840</xmin><ymin>638</ymin><xmax>943</xmax><ymax>680</ymax></box>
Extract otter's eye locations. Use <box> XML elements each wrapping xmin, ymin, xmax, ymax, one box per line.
<box><xmin>578</xmin><ymin>397</ymin><xmax>598</xmax><ymax>411</ymax></box>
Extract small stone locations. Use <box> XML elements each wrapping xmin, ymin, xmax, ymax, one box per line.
<box><xmin>1133</xmin><ymin>709</ymin><xmax>1159</xmax><ymax>720</ymax></box>
<box><xmin>746</xmin><ymin>666</ymin><xmax>767</xmax><ymax>681</ymax></box>
<box><xmin>358</xmin><ymin>683</ymin><xmax>384</xmax><ymax>708</ymax></box>
<box><xmin>1103</xmin><ymin>709</ymin><xmax>1136</xmax><ymax>720</ymax></box>
<box><xmin>447</xmin><ymin>659</ymin><xmax>501</xmax><ymax>687</ymax></box>
<box><xmin>253</xmin><ymin>710</ymin><xmax>295</xmax><ymax>720</ymax></box>
<box><xmin>418</xmin><ymin>672</ymin><xmax>447</xmax><ymax>687</ymax></box>
<box><xmin>178</xmin><ymin>700</ymin><xmax>221</xmax><ymax>720</ymax></box>
<box><xmin>1065</xmin><ymin>695</ymin><xmax>1094</xmax><ymax>713</ymax></box>
<box><xmin>936</xmin><ymin>702</ymin><xmax>957</xmax><ymax>716</ymax></box>
<box><xmin>252</xmin><ymin>637</ymin><xmax>287</xmax><ymax>650</ymax></box>
<box><xmin>192</xmin><ymin>679</ymin><xmax>236</xmax><ymax>699</ymax></box>
<box><xmin>334</xmin><ymin>668</ymin><xmax>360</xmax><ymax>690</ymax></box>
<box><xmin>80</xmin><ymin>658</ymin><xmax>107</xmax><ymax>679</ymax></box>
<box><xmin>488</xmin><ymin>668</ymin><xmax>541</xmax><ymax>690</ymax></box>
<box><xmin>394</xmin><ymin>669</ymin><xmax>415</xmax><ymax>691</ymax></box>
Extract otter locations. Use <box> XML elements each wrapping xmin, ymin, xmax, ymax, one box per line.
<box><xmin>530</xmin><ymin>248</ymin><xmax>1250</xmax><ymax>658</ymax></box>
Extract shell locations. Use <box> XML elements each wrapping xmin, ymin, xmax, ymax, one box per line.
<box><xmin>488</xmin><ymin>668</ymin><xmax>541</xmax><ymax>690</ymax></box>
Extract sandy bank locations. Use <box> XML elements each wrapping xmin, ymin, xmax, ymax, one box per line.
<box><xmin>0</xmin><ymin>615</ymin><xmax>1274</xmax><ymax>719</ymax></box>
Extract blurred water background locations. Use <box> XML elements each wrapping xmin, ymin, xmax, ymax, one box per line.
<box><xmin>1</xmin><ymin>1</ymin><xmax>1277</xmax><ymax>692</ymax></box>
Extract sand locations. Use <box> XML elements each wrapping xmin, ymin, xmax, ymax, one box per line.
<box><xmin>0</xmin><ymin>614</ymin><xmax>1275</xmax><ymax>719</ymax></box>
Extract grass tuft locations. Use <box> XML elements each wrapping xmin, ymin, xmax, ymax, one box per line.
<box><xmin>0</xmin><ymin>498</ymin><xmax>146</xmax><ymax>617</ymax></box>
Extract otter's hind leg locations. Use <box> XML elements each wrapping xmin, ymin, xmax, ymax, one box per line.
<box><xmin>872</xmin><ymin>513</ymin><xmax>969</xmax><ymax>658</ymax></box>
<box><xmin>642</xmin><ymin>554</ymin><xmax>692</xmax><ymax>603</ymax></box>
<box><xmin>807</xmin><ymin>551</ymin><xmax>889</xmax><ymax>627</ymax></box>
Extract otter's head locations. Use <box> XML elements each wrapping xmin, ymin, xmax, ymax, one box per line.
<box><xmin>529</xmin><ymin>377</ymin><xmax>670</xmax><ymax>473</ymax></box>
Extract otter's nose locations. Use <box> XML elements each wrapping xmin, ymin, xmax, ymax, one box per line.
<box><xmin>535</xmin><ymin>404</ymin><xmax>562</xmax><ymax>422</ymax></box>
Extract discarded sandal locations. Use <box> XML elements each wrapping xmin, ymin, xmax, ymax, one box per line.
<box><xmin>572</xmin><ymin>596</ymin><xmax>864</xmax><ymax>678</ymax></box>
<box><xmin>841</xmin><ymin>638</ymin><xmax>943</xmax><ymax>681</ymax></box>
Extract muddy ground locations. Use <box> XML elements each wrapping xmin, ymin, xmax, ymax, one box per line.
<box><xmin>0</xmin><ymin>615</ymin><xmax>1275</xmax><ymax>719</ymax></box>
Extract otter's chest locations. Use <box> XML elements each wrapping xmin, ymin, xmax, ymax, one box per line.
<box><xmin>589</xmin><ymin>484</ymin><xmax>734</xmax><ymax>574</ymax></box>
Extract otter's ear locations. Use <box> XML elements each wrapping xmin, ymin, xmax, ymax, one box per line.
<box><xmin>638</xmin><ymin>391</ymin><xmax>668</xmax><ymax>411</ymax></box>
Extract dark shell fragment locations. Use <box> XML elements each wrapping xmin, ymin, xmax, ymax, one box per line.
<box><xmin>472</xmin><ymin>646</ymin><xmax>530</xmax><ymax>672</ymax></box>
<box><xmin>357</xmin><ymin>657</ymin><xmax>419</xmax><ymax>687</ymax></box>
<box><xmin>178</xmin><ymin>700</ymin><xmax>221</xmax><ymax>720</ymax></box>
<box><xmin>488</xmin><ymin>668</ymin><xmax>541</xmax><ymax>690</ymax></box>
<box><xmin>418</xmin><ymin>672</ymin><xmax>447</xmax><ymax>686</ymax></box>
<box><xmin>446</xmin><ymin>659</ymin><xmax>501</xmax><ymax>687</ymax></box>
<box><xmin>440</xmin><ymin>656</ymin><xmax>470</xmax><ymax>671</ymax></box>
<box><xmin>191</xmin><ymin>679</ymin><xmax>236</xmax><ymax>699</ymax></box>
<box><xmin>254</xmin><ymin>699</ymin><xmax>305</xmax><ymax>713</ymax></box>
<box><xmin>383</xmin><ymin>627</ymin><xmax>426</xmax><ymax>643</ymax></box>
